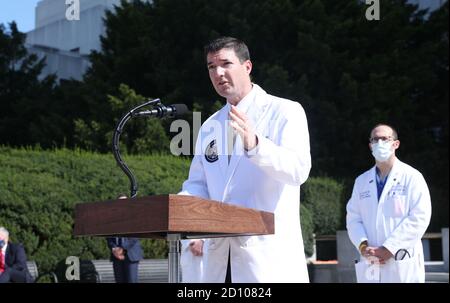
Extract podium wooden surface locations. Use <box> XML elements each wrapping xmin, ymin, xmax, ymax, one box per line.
<box><xmin>74</xmin><ymin>194</ymin><xmax>274</xmax><ymax>239</ymax></box>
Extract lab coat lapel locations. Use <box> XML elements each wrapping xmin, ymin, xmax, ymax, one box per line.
<box><xmin>216</xmin><ymin>108</ymin><xmax>229</xmax><ymax>180</ymax></box>
<box><xmin>200</xmin><ymin>105</ymin><xmax>229</xmax><ymax>193</ymax></box>
<box><xmin>378</xmin><ymin>159</ymin><xmax>401</xmax><ymax>203</ymax></box>
<box><xmin>368</xmin><ymin>166</ymin><xmax>378</xmax><ymax>199</ymax></box>
<box><xmin>223</xmin><ymin>85</ymin><xmax>270</xmax><ymax>195</ymax></box>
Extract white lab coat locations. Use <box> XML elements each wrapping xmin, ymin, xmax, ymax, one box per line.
<box><xmin>180</xmin><ymin>239</ymin><xmax>206</xmax><ymax>283</ymax></box>
<box><xmin>346</xmin><ymin>158</ymin><xmax>432</xmax><ymax>283</ymax></box>
<box><xmin>179</xmin><ymin>84</ymin><xmax>311</xmax><ymax>282</ymax></box>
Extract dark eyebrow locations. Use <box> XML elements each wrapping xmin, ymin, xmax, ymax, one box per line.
<box><xmin>207</xmin><ymin>59</ymin><xmax>231</xmax><ymax>66</ymax></box>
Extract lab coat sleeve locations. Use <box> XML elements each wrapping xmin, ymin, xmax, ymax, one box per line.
<box><xmin>346</xmin><ymin>181</ymin><xmax>369</xmax><ymax>249</ymax></box>
<box><xmin>178</xmin><ymin>136</ymin><xmax>209</xmax><ymax>247</ymax></box>
<box><xmin>178</xmin><ymin>154</ymin><xmax>209</xmax><ymax>198</ymax></box>
<box><xmin>382</xmin><ymin>173</ymin><xmax>432</xmax><ymax>255</ymax></box>
<box><xmin>246</xmin><ymin>102</ymin><xmax>311</xmax><ymax>186</ymax></box>
<box><xmin>178</xmin><ymin>132</ymin><xmax>210</xmax><ymax>199</ymax></box>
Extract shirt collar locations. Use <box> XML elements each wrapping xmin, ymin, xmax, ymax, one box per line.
<box><xmin>375</xmin><ymin>167</ymin><xmax>389</xmax><ymax>184</ymax></box>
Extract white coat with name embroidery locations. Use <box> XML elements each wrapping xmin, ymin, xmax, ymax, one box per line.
<box><xmin>346</xmin><ymin>159</ymin><xmax>432</xmax><ymax>283</ymax></box>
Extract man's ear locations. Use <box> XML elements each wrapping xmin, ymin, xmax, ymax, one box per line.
<box><xmin>245</xmin><ymin>60</ymin><xmax>252</xmax><ymax>74</ymax></box>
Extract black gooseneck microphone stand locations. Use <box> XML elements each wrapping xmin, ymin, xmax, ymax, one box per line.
<box><xmin>111</xmin><ymin>98</ymin><xmax>182</xmax><ymax>283</ymax></box>
<box><xmin>112</xmin><ymin>98</ymin><xmax>161</xmax><ymax>198</ymax></box>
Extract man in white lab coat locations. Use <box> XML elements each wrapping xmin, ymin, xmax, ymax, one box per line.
<box><xmin>346</xmin><ymin>124</ymin><xmax>432</xmax><ymax>283</ymax></box>
<box><xmin>179</xmin><ymin>37</ymin><xmax>311</xmax><ymax>283</ymax></box>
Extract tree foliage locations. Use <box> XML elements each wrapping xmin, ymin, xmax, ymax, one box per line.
<box><xmin>73</xmin><ymin>83</ymin><xmax>171</xmax><ymax>154</ymax></box>
<box><xmin>302</xmin><ymin>177</ymin><xmax>346</xmax><ymax>235</ymax></box>
<box><xmin>0</xmin><ymin>22</ymin><xmax>59</xmax><ymax>147</ymax></box>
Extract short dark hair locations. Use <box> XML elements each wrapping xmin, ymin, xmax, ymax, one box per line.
<box><xmin>204</xmin><ymin>37</ymin><xmax>250</xmax><ymax>63</ymax></box>
<box><xmin>370</xmin><ymin>123</ymin><xmax>399</xmax><ymax>140</ymax></box>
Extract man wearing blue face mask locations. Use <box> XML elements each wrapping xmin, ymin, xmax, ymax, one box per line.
<box><xmin>346</xmin><ymin>124</ymin><xmax>432</xmax><ymax>283</ymax></box>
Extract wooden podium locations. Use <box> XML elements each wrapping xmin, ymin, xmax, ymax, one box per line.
<box><xmin>73</xmin><ymin>194</ymin><xmax>274</xmax><ymax>282</ymax></box>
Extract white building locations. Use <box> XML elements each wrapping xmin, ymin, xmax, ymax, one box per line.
<box><xmin>26</xmin><ymin>0</ymin><xmax>124</xmax><ymax>81</ymax></box>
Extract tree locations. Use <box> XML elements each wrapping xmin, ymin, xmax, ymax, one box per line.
<box><xmin>73</xmin><ymin>84</ymin><xmax>171</xmax><ymax>154</ymax></box>
<box><xmin>0</xmin><ymin>22</ymin><xmax>59</xmax><ymax>147</ymax></box>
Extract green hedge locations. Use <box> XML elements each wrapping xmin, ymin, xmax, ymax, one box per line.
<box><xmin>301</xmin><ymin>177</ymin><xmax>346</xmax><ymax>236</ymax></box>
<box><xmin>300</xmin><ymin>204</ymin><xmax>314</xmax><ymax>257</ymax></box>
<box><xmin>0</xmin><ymin>146</ymin><xmax>190</xmax><ymax>273</ymax></box>
<box><xmin>0</xmin><ymin>147</ymin><xmax>346</xmax><ymax>273</ymax></box>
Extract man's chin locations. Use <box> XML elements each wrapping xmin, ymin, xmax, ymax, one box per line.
<box><xmin>216</xmin><ymin>88</ymin><xmax>231</xmax><ymax>99</ymax></box>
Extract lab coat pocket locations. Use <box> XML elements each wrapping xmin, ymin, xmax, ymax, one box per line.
<box><xmin>355</xmin><ymin>259</ymin><xmax>379</xmax><ymax>283</ymax></box>
<box><xmin>384</xmin><ymin>195</ymin><xmax>407</xmax><ymax>217</ymax></box>
<box><xmin>206</xmin><ymin>239</ymin><xmax>217</xmax><ymax>250</ymax></box>
<box><xmin>180</xmin><ymin>248</ymin><xmax>203</xmax><ymax>283</ymax></box>
<box><xmin>239</xmin><ymin>235</ymin><xmax>270</xmax><ymax>248</ymax></box>
<box><xmin>239</xmin><ymin>236</ymin><xmax>258</xmax><ymax>248</ymax></box>
<box><xmin>384</xmin><ymin>257</ymin><xmax>419</xmax><ymax>283</ymax></box>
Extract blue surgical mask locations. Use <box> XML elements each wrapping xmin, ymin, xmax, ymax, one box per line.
<box><xmin>0</xmin><ymin>240</ymin><xmax>4</xmax><ymax>248</ymax></box>
<box><xmin>371</xmin><ymin>140</ymin><xmax>393</xmax><ymax>162</ymax></box>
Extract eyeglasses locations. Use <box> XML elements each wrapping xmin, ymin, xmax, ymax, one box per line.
<box><xmin>369</xmin><ymin>136</ymin><xmax>395</xmax><ymax>144</ymax></box>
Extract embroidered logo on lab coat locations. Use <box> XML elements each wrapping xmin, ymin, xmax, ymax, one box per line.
<box><xmin>205</xmin><ymin>140</ymin><xmax>218</xmax><ymax>163</ymax></box>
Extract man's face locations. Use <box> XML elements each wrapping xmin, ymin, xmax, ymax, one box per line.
<box><xmin>206</xmin><ymin>48</ymin><xmax>252</xmax><ymax>103</ymax></box>
<box><xmin>0</xmin><ymin>232</ymin><xmax>8</xmax><ymax>247</ymax></box>
<box><xmin>369</xmin><ymin>125</ymin><xmax>400</xmax><ymax>152</ymax></box>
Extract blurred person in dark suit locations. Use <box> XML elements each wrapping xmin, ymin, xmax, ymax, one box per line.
<box><xmin>0</xmin><ymin>226</ymin><xmax>33</xmax><ymax>283</ymax></box>
<box><xmin>106</xmin><ymin>194</ymin><xmax>144</xmax><ymax>283</ymax></box>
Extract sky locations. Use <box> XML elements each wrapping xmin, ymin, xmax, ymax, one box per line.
<box><xmin>0</xmin><ymin>0</ymin><xmax>41</xmax><ymax>33</ymax></box>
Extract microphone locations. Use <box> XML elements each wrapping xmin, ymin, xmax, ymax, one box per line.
<box><xmin>134</xmin><ymin>103</ymin><xmax>189</xmax><ymax>118</ymax></box>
